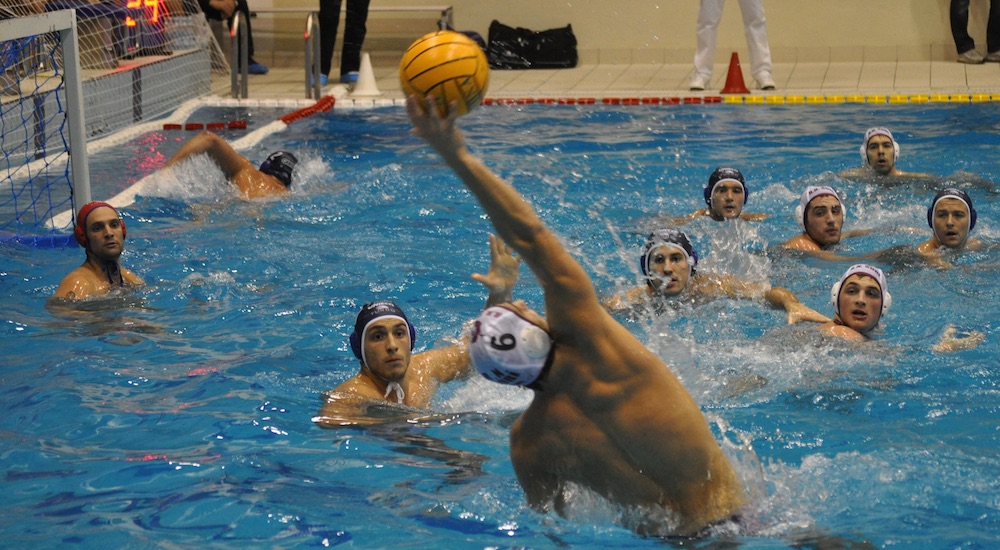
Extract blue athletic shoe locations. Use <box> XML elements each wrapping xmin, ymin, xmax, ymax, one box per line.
<box><xmin>309</xmin><ymin>74</ymin><xmax>328</xmax><ymax>87</ymax></box>
<box><xmin>340</xmin><ymin>71</ymin><xmax>359</xmax><ymax>84</ymax></box>
<box><xmin>248</xmin><ymin>62</ymin><xmax>269</xmax><ymax>75</ymax></box>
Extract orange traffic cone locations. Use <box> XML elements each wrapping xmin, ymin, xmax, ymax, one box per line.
<box><xmin>721</xmin><ymin>52</ymin><xmax>750</xmax><ymax>94</ymax></box>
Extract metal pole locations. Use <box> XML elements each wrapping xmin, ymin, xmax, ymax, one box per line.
<box><xmin>305</xmin><ymin>11</ymin><xmax>320</xmax><ymax>99</ymax></box>
<box><xmin>60</xmin><ymin>10</ymin><xmax>91</xmax><ymax>209</ymax></box>
<box><xmin>311</xmin><ymin>11</ymin><xmax>321</xmax><ymax>99</ymax></box>
<box><xmin>240</xmin><ymin>12</ymin><xmax>248</xmax><ymax>98</ymax></box>
<box><xmin>230</xmin><ymin>12</ymin><xmax>248</xmax><ymax>99</ymax></box>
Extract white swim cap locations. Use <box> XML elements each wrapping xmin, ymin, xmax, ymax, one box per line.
<box><xmin>860</xmin><ymin>127</ymin><xmax>899</xmax><ymax>165</ymax></box>
<box><xmin>795</xmin><ymin>185</ymin><xmax>845</xmax><ymax>232</ymax></box>
<box><xmin>830</xmin><ymin>263</ymin><xmax>892</xmax><ymax>320</ymax></box>
<box><xmin>470</xmin><ymin>306</ymin><xmax>553</xmax><ymax>388</ymax></box>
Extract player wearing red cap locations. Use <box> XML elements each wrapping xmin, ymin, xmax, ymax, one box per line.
<box><xmin>51</xmin><ymin>202</ymin><xmax>144</xmax><ymax>300</ymax></box>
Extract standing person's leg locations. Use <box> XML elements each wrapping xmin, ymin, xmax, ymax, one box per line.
<box><xmin>985</xmin><ymin>0</ymin><xmax>1000</xmax><ymax>59</ymax></box>
<box><xmin>319</xmin><ymin>0</ymin><xmax>344</xmax><ymax>80</ymax></box>
<box><xmin>950</xmin><ymin>0</ymin><xmax>982</xmax><ymax>63</ymax></box>
<box><xmin>738</xmin><ymin>0</ymin><xmax>774</xmax><ymax>88</ymax></box>
<box><xmin>338</xmin><ymin>0</ymin><xmax>371</xmax><ymax>82</ymax></box>
<box><xmin>692</xmin><ymin>0</ymin><xmax>726</xmax><ymax>89</ymax></box>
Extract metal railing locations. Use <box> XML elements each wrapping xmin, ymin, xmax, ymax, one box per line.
<box><xmin>229</xmin><ymin>10</ymin><xmax>248</xmax><ymax>99</ymax></box>
<box><xmin>228</xmin><ymin>5</ymin><xmax>453</xmax><ymax>99</ymax></box>
<box><xmin>305</xmin><ymin>11</ymin><xmax>321</xmax><ymax>99</ymax></box>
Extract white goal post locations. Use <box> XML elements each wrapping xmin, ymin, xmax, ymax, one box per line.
<box><xmin>1</xmin><ymin>9</ymin><xmax>90</xmax><ymax>244</ymax></box>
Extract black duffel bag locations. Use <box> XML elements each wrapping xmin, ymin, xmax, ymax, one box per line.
<box><xmin>487</xmin><ymin>20</ymin><xmax>578</xmax><ymax>69</ymax></box>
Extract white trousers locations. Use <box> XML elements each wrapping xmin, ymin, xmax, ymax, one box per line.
<box><xmin>693</xmin><ymin>0</ymin><xmax>773</xmax><ymax>81</ymax></box>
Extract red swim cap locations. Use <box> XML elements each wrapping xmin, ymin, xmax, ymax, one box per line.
<box><xmin>73</xmin><ymin>201</ymin><xmax>126</xmax><ymax>247</ymax></box>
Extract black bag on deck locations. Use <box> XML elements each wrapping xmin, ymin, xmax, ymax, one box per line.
<box><xmin>487</xmin><ymin>20</ymin><xmax>578</xmax><ymax>69</ymax></box>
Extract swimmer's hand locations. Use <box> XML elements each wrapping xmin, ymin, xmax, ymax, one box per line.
<box><xmin>406</xmin><ymin>94</ymin><xmax>466</xmax><ymax>162</ymax></box>
<box><xmin>785</xmin><ymin>302</ymin><xmax>831</xmax><ymax>326</ymax></box>
<box><xmin>932</xmin><ymin>325</ymin><xmax>986</xmax><ymax>353</ymax></box>
<box><xmin>474</xmin><ymin>234</ymin><xmax>521</xmax><ymax>306</ymax></box>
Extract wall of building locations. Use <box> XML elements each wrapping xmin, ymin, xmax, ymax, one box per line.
<box><xmin>249</xmin><ymin>0</ymin><xmax>989</xmax><ymax>66</ymax></box>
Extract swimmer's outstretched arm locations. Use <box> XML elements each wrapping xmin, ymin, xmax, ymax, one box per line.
<box><xmin>763</xmin><ymin>286</ymin><xmax>830</xmax><ymax>325</ymax></box>
<box><xmin>472</xmin><ymin>234</ymin><xmax>521</xmax><ymax>308</ymax></box>
<box><xmin>706</xmin><ymin>275</ymin><xmax>830</xmax><ymax>324</ymax></box>
<box><xmin>417</xmin><ymin>234</ymin><xmax>521</xmax><ymax>384</ymax></box>
<box><xmin>740</xmin><ymin>211</ymin><xmax>769</xmax><ymax>221</ymax></box>
<box><xmin>932</xmin><ymin>325</ymin><xmax>986</xmax><ymax>353</ymax></box>
<box><xmin>164</xmin><ymin>131</ymin><xmax>253</xmax><ymax>178</ymax></box>
<box><xmin>407</xmin><ymin>95</ymin><xmax>597</xmax><ymax>323</ymax></box>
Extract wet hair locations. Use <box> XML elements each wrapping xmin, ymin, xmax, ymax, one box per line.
<box><xmin>704</xmin><ymin>167</ymin><xmax>748</xmax><ymax>206</ymax></box>
<box><xmin>73</xmin><ymin>201</ymin><xmax>126</xmax><ymax>248</ymax></box>
<box><xmin>926</xmin><ymin>187</ymin><xmax>977</xmax><ymax>232</ymax></box>
<box><xmin>349</xmin><ymin>300</ymin><xmax>416</xmax><ymax>367</ymax></box>
<box><xmin>259</xmin><ymin>151</ymin><xmax>298</xmax><ymax>187</ymax></box>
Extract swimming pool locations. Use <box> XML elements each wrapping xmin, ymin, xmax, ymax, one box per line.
<box><xmin>3</xmin><ymin>101</ymin><xmax>998</xmax><ymax>548</ymax></box>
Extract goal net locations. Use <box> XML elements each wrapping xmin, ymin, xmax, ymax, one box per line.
<box><xmin>1</xmin><ymin>2</ymin><xmax>227</xmax><ymax>245</ymax></box>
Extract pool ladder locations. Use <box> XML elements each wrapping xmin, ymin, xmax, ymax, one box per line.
<box><xmin>230</xmin><ymin>11</ymin><xmax>322</xmax><ymax>100</ymax></box>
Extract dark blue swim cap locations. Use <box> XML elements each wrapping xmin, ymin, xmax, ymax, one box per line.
<box><xmin>926</xmin><ymin>188</ymin><xmax>977</xmax><ymax>232</ymax></box>
<box><xmin>259</xmin><ymin>151</ymin><xmax>298</xmax><ymax>187</ymax></box>
<box><xmin>640</xmin><ymin>228</ymin><xmax>698</xmax><ymax>277</ymax></box>
<box><xmin>349</xmin><ymin>300</ymin><xmax>416</xmax><ymax>365</ymax></box>
<box><xmin>704</xmin><ymin>167</ymin><xmax>748</xmax><ymax>206</ymax></box>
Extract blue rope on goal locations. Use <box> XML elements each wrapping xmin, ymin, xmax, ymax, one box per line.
<box><xmin>1</xmin><ymin>33</ymin><xmax>77</xmax><ymax>248</ymax></box>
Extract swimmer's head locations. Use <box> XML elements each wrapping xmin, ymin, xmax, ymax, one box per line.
<box><xmin>704</xmin><ymin>167</ymin><xmax>747</xmax><ymax>219</ymax></box>
<box><xmin>74</xmin><ymin>201</ymin><xmax>126</xmax><ymax>249</ymax></box>
<box><xmin>470</xmin><ymin>305</ymin><xmax>554</xmax><ymax>388</ymax></box>
<box><xmin>641</xmin><ymin>228</ymin><xmax>698</xmax><ymax>294</ymax></box>
<box><xmin>259</xmin><ymin>151</ymin><xmax>298</xmax><ymax>187</ymax></box>
<box><xmin>860</xmin><ymin>127</ymin><xmax>899</xmax><ymax>173</ymax></box>
<box><xmin>795</xmin><ymin>185</ymin><xmax>845</xmax><ymax>232</ymax></box>
<box><xmin>830</xmin><ymin>263</ymin><xmax>892</xmax><ymax>330</ymax></box>
<box><xmin>927</xmin><ymin>188</ymin><xmax>977</xmax><ymax>245</ymax></box>
<box><xmin>349</xmin><ymin>300</ymin><xmax>416</xmax><ymax>367</ymax></box>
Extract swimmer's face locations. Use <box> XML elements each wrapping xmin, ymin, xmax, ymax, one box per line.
<box><xmin>836</xmin><ymin>274</ymin><xmax>883</xmax><ymax>333</ymax></box>
<box><xmin>804</xmin><ymin>196</ymin><xmax>844</xmax><ymax>247</ymax></box>
<box><xmin>866</xmin><ymin>135</ymin><xmax>896</xmax><ymax>175</ymax></box>
<box><xmin>709</xmin><ymin>181</ymin><xmax>745</xmax><ymax>220</ymax></box>
<box><xmin>85</xmin><ymin>207</ymin><xmax>125</xmax><ymax>261</ymax></box>
<box><xmin>932</xmin><ymin>198</ymin><xmax>971</xmax><ymax>248</ymax></box>
<box><xmin>362</xmin><ymin>318</ymin><xmax>412</xmax><ymax>381</ymax></box>
<box><xmin>646</xmin><ymin>244</ymin><xmax>690</xmax><ymax>296</ymax></box>
<box><xmin>499</xmin><ymin>300</ymin><xmax>549</xmax><ymax>333</ymax></box>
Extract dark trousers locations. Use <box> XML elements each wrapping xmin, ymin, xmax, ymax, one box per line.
<box><xmin>950</xmin><ymin>0</ymin><xmax>1000</xmax><ymax>54</ymax></box>
<box><xmin>192</xmin><ymin>0</ymin><xmax>256</xmax><ymax>61</ymax></box>
<box><xmin>319</xmin><ymin>0</ymin><xmax>371</xmax><ymax>77</ymax></box>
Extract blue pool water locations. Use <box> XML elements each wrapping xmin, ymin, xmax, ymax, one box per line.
<box><xmin>3</xmin><ymin>102</ymin><xmax>999</xmax><ymax>548</ymax></box>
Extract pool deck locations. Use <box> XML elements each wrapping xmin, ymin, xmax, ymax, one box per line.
<box><xmin>219</xmin><ymin>56</ymin><xmax>1000</xmax><ymax>105</ymax></box>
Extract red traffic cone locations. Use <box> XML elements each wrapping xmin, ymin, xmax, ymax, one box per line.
<box><xmin>721</xmin><ymin>52</ymin><xmax>750</xmax><ymax>94</ymax></box>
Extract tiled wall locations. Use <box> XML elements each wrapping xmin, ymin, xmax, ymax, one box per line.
<box><xmin>249</xmin><ymin>0</ymin><xmax>987</xmax><ymax>65</ymax></box>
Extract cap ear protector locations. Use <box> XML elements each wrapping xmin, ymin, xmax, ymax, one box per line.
<box><xmin>795</xmin><ymin>186</ymin><xmax>845</xmax><ymax>232</ymax></box>
<box><xmin>640</xmin><ymin>228</ymin><xmax>698</xmax><ymax>284</ymax></box>
<box><xmin>860</xmin><ymin>127</ymin><xmax>900</xmax><ymax>166</ymax></box>
<box><xmin>259</xmin><ymin>151</ymin><xmax>298</xmax><ymax>187</ymax></box>
<box><xmin>349</xmin><ymin>300</ymin><xmax>416</xmax><ymax>366</ymax></box>
<box><xmin>830</xmin><ymin>263</ymin><xmax>892</xmax><ymax>321</ymax></box>
<box><xmin>703</xmin><ymin>167</ymin><xmax>748</xmax><ymax>207</ymax></box>
<box><xmin>73</xmin><ymin>201</ymin><xmax>126</xmax><ymax>248</ymax></box>
<box><xmin>926</xmin><ymin>188</ymin><xmax>977</xmax><ymax>233</ymax></box>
